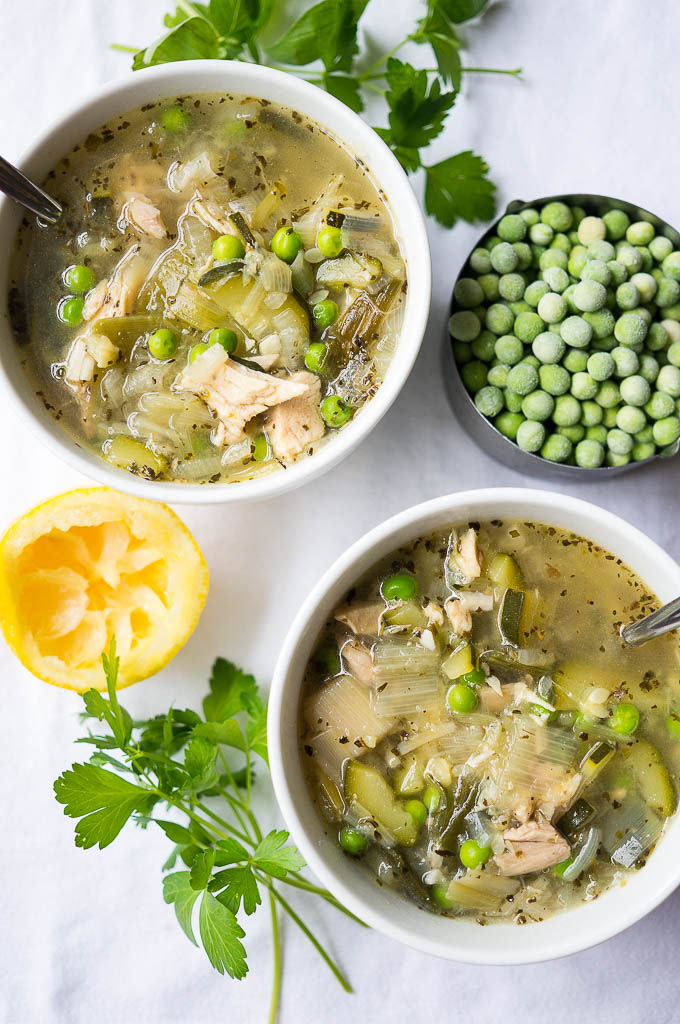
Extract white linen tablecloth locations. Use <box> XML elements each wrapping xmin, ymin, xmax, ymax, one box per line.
<box><xmin>2</xmin><ymin>2</ymin><xmax>680</xmax><ymax>1021</ymax></box>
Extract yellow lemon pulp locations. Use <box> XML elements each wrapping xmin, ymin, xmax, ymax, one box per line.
<box><xmin>0</xmin><ymin>488</ymin><xmax>209</xmax><ymax>691</ymax></box>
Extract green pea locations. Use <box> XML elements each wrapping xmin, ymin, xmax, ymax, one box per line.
<box><xmin>490</xmin><ymin>241</ymin><xmax>519</xmax><ymax>273</ymax></box>
<box><xmin>516</xmin><ymin>420</ymin><xmax>545</xmax><ymax>452</ymax></box>
<box><xmin>382</xmin><ymin>574</ymin><xmax>417</xmax><ymax>601</ymax></box>
<box><xmin>63</xmin><ymin>263</ymin><xmax>96</xmax><ymax>294</ymax></box>
<box><xmin>461</xmin><ymin>668</ymin><xmax>486</xmax><ymax>687</ymax></box>
<box><xmin>553</xmin><ymin>395</ymin><xmax>581</xmax><ymax>426</ymax></box>
<box><xmin>657</xmin><ymin>365</ymin><xmax>680</xmax><ymax>397</ymax></box>
<box><xmin>208</xmin><ymin>327</ymin><xmax>238</xmax><ymax>353</ymax></box>
<box><xmin>619</xmin><ymin>375</ymin><xmax>651</xmax><ymax>407</ymax></box>
<box><xmin>657</xmin><ymin>278</ymin><xmax>680</xmax><ymax>308</ymax></box>
<box><xmin>540</xmin><ymin>248</ymin><xmax>568</xmax><ymax>272</ymax></box>
<box><xmin>607</xmin><ymin>259</ymin><xmax>627</xmax><ymax>285</ymax></box>
<box><xmin>432</xmin><ymin>884</ymin><xmax>454</xmax><ymax>910</ymax></box>
<box><xmin>507</xmin><ymin>363</ymin><xmax>539</xmax><ymax>396</ymax></box>
<box><xmin>475</xmin><ymin>386</ymin><xmax>504</xmax><ymax>417</ymax></box>
<box><xmin>478</xmin><ymin>273</ymin><xmax>500</xmax><ymax>301</ymax></box>
<box><xmin>596</xmin><ymin>380</ymin><xmax>621</xmax><ymax>408</ymax></box>
<box><xmin>539</xmin><ymin>363</ymin><xmax>571</xmax><ymax>396</ymax></box>
<box><xmin>602</xmin><ymin>406</ymin><xmax>619</xmax><ymax>428</ymax></box>
<box><xmin>339</xmin><ymin>826</ymin><xmax>368</xmax><ymax>856</ymax></box>
<box><xmin>574</xmin><ymin>438</ymin><xmax>605</xmax><ymax>468</ymax></box>
<box><xmin>607</xmin><ymin>428</ymin><xmax>634</xmax><ymax>455</ymax></box>
<box><xmin>616</xmin><ymin>282</ymin><xmax>640</xmax><ymax>310</ymax></box>
<box><xmin>524</xmin><ymin>280</ymin><xmax>550</xmax><ymax>307</ymax></box>
<box><xmin>423</xmin><ymin>785</ymin><xmax>442</xmax><ymax>814</ymax></box>
<box><xmin>538</xmin><ymin>292</ymin><xmax>567</xmax><ymax>324</ymax></box>
<box><xmin>581</xmin><ymin>400</ymin><xmax>603</xmax><ymax>426</ymax></box>
<box><xmin>498</xmin><ymin>273</ymin><xmax>526</xmax><ymax>302</ymax></box>
<box><xmin>571</xmin><ymin>372</ymin><xmax>598</xmax><ymax>400</ymax></box>
<box><xmin>520</xmin><ymin>207</ymin><xmax>540</xmax><ymax>226</ymax></box>
<box><xmin>554</xmin><ymin>857</ymin><xmax>575</xmax><ymax>878</ymax></box>
<box><xmin>320</xmin><ymin>394</ymin><xmax>353</xmax><ymax>427</ymax></box>
<box><xmin>618</xmin><ymin>244</ymin><xmax>644</xmax><ymax>274</ymax></box>
<box><xmin>541</xmin><ymin>433</ymin><xmax>573</xmax><ymax>463</ymax></box>
<box><xmin>58</xmin><ymin>296</ymin><xmax>84</xmax><ymax>325</ymax></box>
<box><xmin>645</xmin><ymin>390</ymin><xmax>675</xmax><ymax>420</ymax></box>
<box><xmin>616</xmin><ymin>405</ymin><xmax>646</xmax><ymax>435</ymax></box>
<box><xmin>497</xmin><ymin>213</ymin><xmax>527</xmax><ymax>242</ymax></box>
<box><xmin>471</xmin><ymin>331</ymin><xmax>497</xmax><ymax>362</ymax></box>
<box><xmin>189</xmin><ymin>343</ymin><xmax>209</xmax><ymax>363</ymax></box>
<box><xmin>453</xmin><ymin>341</ymin><xmax>472</xmax><ymax>365</ymax></box>
<box><xmin>626</xmin><ymin>221</ymin><xmax>655</xmax><ymax>246</ymax></box>
<box><xmin>315</xmin><ymin>643</ymin><xmax>341</xmax><ymax>675</ymax></box>
<box><xmin>304</xmin><ymin>342</ymin><xmax>327</xmax><ymax>372</ymax></box>
<box><xmin>470</xmin><ymin>248</ymin><xmax>491</xmax><ymax>274</ymax></box>
<box><xmin>251</xmin><ymin>434</ymin><xmax>269</xmax><ymax>461</ymax></box>
<box><xmin>149</xmin><ymin>328</ymin><xmax>178</xmax><ymax>359</ymax></box>
<box><xmin>650</xmin><ymin>236</ymin><xmax>674</xmax><ymax>262</ymax></box>
<box><xmin>586</xmin><ymin>425</ymin><xmax>607</xmax><ymax>444</ymax></box>
<box><xmin>488</xmin><ymin>364</ymin><xmax>510</xmax><ymax>388</ymax></box>
<box><xmin>533</xmin><ymin>332</ymin><xmax>565</xmax><ymax>364</ymax></box>
<box><xmin>573</xmin><ymin>280</ymin><xmax>607</xmax><ymax>312</ymax></box>
<box><xmin>522</xmin><ymin>390</ymin><xmax>554</xmax><ymax>422</ymax></box>
<box><xmin>270</xmin><ymin>226</ymin><xmax>302</xmax><ymax>263</ymax></box>
<box><xmin>404</xmin><ymin>799</ymin><xmax>428</xmax><ymax>828</ymax></box>
<box><xmin>493</xmin><ymin>411</ymin><xmax>524</xmax><ymax>440</ymax></box>
<box><xmin>541</xmin><ymin>201</ymin><xmax>573</xmax><ymax>232</ymax></box>
<box><xmin>610</xmin><ymin>703</ymin><xmax>640</xmax><ymax>735</ymax></box>
<box><xmin>161</xmin><ymin>106</ymin><xmax>190</xmax><ymax>132</ymax></box>
<box><xmin>581</xmin><ymin>259</ymin><xmax>611</xmax><ymax>287</ymax></box>
<box><xmin>494</xmin><ymin>334</ymin><xmax>524</xmax><ymax>365</ymax></box>
<box><xmin>666</xmin><ymin>713</ymin><xmax>680</xmax><ymax>740</ymax></box>
<box><xmin>603</xmin><ymin>208</ymin><xmax>630</xmax><ymax>241</ymax></box>
<box><xmin>459</xmin><ymin>839</ymin><xmax>492</xmax><ymax>869</ymax></box>
<box><xmin>504</xmin><ymin>388</ymin><xmax>524</xmax><ymax>412</ymax></box>
<box><xmin>212</xmin><ymin>234</ymin><xmax>246</xmax><ymax>261</ymax></box>
<box><xmin>560</xmin><ymin>316</ymin><xmax>593</xmax><ymax>349</ymax></box>
<box><xmin>514</xmin><ymin>312</ymin><xmax>544</xmax><ymax>343</ymax></box>
<box><xmin>557</xmin><ymin>424</ymin><xmax>585</xmax><ymax>443</ymax></box>
<box><xmin>652</xmin><ymin>416</ymin><xmax>680</xmax><ymax>446</ymax></box>
<box><xmin>316</xmin><ymin>225</ymin><xmax>344</xmax><ymax>258</ymax></box>
<box><xmin>447</xmin><ymin>683</ymin><xmax>478</xmax><ymax>713</ymax></box>
<box><xmin>486</xmin><ymin>303</ymin><xmax>514</xmax><ymax>335</ymax></box>
<box><xmin>632</xmin><ymin>441</ymin><xmax>656</xmax><ymax>462</ymax></box>
<box><xmin>568</xmin><ymin>248</ymin><xmax>588</xmax><ymax>277</ymax></box>
<box><xmin>587</xmin><ymin>352</ymin><xmax>615</xmax><ymax>381</ymax></box>
<box><xmin>312</xmin><ymin>299</ymin><xmax>339</xmax><ymax>330</ymax></box>
<box><xmin>611</xmin><ymin>346</ymin><xmax>639</xmax><ymax>379</ymax></box>
<box><xmin>513</xmin><ymin>242</ymin><xmax>532</xmax><ymax>271</ymax></box>
<box><xmin>638</xmin><ymin>353</ymin><xmax>660</xmax><ymax>384</ymax></box>
<box><xmin>461</xmin><ymin>360</ymin><xmax>488</xmax><ymax>392</ymax></box>
<box><xmin>449</xmin><ymin>311</ymin><xmax>481</xmax><ymax>342</ymax></box>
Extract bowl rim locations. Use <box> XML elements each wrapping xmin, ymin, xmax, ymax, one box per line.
<box><xmin>0</xmin><ymin>60</ymin><xmax>431</xmax><ymax>505</ymax></box>
<box><xmin>268</xmin><ymin>486</ymin><xmax>680</xmax><ymax>964</ymax></box>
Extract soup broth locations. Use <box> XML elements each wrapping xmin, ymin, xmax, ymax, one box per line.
<box><xmin>300</xmin><ymin>519</ymin><xmax>680</xmax><ymax>924</ymax></box>
<box><xmin>9</xmin><ymin>93</ymin><xmax>406</xmax><ymax>484</ymax></box>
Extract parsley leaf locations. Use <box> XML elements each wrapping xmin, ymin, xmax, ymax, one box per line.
<box><xmin>377</xmin><ymin>59</ymin><xmax>456</xmax><ymax>172</ymax></box>
<box><xmin>182</xmin><ymin>736</ymin><xmax>219</xmax><ymax>792</ymax></box>
<box><xmin>253</xmin><ymin>830</ymin><xmax>306</xmax><ymax>878</ymax></box>
<box><xmin>133</xmin><ymin>16</ymin><xmax>220</xmax><ymax>69</ymax></box>
<box><xmin>192</xmin><ymin>718</ymin><xmax>246</xmax><ymax>752</ymax></box>
<box><xmin>214</xmin><ymin>837</ymin><xmax>251</xmax><ymax>864</ymax></box>
<box><xmin>54</xmin><ymin>763</ymin><xmax>155</xmax><ymax>849</ymax></box>
<box><xmin>412</xmin><ymin>4</ymin><xmax>462</xmax><ymax>87</ymax></box>
<box><xmin>199</xmin><ymin>891</ymin><xmax>248</xmax><ymax>979</ymax></box>
<box><xmin>322</xmin><ymin>73</ymin><xmax>364</xmax><ymax>113</ymax></box>
<box><xmin>163</xmin><ymin>871</ymin><xmax>201</xmax><ymax>945</ymax></box>
<box><xmin>269</xmin><ymin>0</ymin><xmax>369</xmax><ymax>73</ymax></box>
<box><xmin>190</xmin><ymin>848</ymin><xmax>216</xmax><ymax>890</ymax></box>
<box><xmin>211</xmin><ymin>866</ymin><xmax>261</xmax><ymax>915</ymax></box>
<box><xmin>244</xmin><ymin>695</ymin><xmax>268</xmax><ymax>764</ymax></box>
<box><xmin>438</xmin><ymin>0</ymin><xmax>489</xmax><ymax>23</ymax></box>
<box><xmin>424</xmin><ymin>150</ymin><xmax>496</xmax><ymax>226</ymax></box>
<box><xmin>155</xmin><ymin>820</ymin><xmax>196</xmax><ymax>846</ymax></box>
<box><xmin>203</xmin><ymin>658</ymin><xmax>257</xmax><ymax>722</ymax></box>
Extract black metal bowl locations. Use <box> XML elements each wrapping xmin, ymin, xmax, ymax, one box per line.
<box><xmin>443</xmin><ymin>192</ymin><xmax>680</xmax><ymax>479</ymax></box>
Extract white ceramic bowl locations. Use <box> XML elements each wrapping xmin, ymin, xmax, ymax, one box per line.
<box><xmin>269</xmin><ymin>488</ymin><xmax>680</xmax><ymax>964</ymax></box>
<box><xmin>0</xmin><ymin>62</ymin><xmax>430</xmax><ymax>504</ymax></box>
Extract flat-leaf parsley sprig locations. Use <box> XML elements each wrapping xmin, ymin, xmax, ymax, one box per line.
<box><xmin>54</xmin><ymin>640</ymin><xmax>362</xmax><ymax>1024</ymax></box>
<box><xmin>113</xmin><ymin>0</ymin><xmax>521</xmax><ymax>228</ymax></box>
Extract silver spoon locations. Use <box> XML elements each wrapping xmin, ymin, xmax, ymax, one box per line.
<box><xmin>0</xmin><ymin>155</ymin><xmax>62</xmax><ymax>224</ymax></box>
<box><xmin>621</xmin><ymin>597</ymin><xmax>680</xmax><ymax>647</ymax></box>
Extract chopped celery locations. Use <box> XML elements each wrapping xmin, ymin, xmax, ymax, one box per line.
<box><xmin>102</xmin><ymin>436</ymin><xmax>166</xmax><ymax>479</ymax></box>
<box><xmin>621</xmin><ymin>738</ymin><xmax>675</xmax><ymax>817</ymax></box>
<box><xmin>382</xmin><ymin>600</ymin><xmax>429</xmax><ymax>631</ymax></box>
<box><xmin>392</xmin><ymin>752</ymin><xmax>425</xmax><ymax>796</ymax></box>
<box><xmin>498</xmin><ymin>588</ymin><xmax>524</xmax><ymax>647</ymax></box>
<box><xmin>442</xmin><ymin>642</ymin><xmax>474</xmax><ymax>680</ymax></box>
<box><xmin>601</xmin><ymin>797</ymin><xmax>664</xmax><ymax>867</ymax></box>
<box><xmin>171</xmin><ymin>281</ymin><xmax>227</xmax><ymax>331</ymax></box>
<box><xmin>344</xmin><ymin>760</ymin><xmax>418</xmax><ymax>846</ymax></box>
<box><xmin>316</xmin><ymin>771</ymin><xmax>345</xmax><ymax>819</ymax></box>
<box><xmin>94</xmin><ymin>314</ymin><xmax>161</xmax><ymax>349</ymax></box>
<box><xmin>446</xmin><ymin>870</ymin><xmax>520</xmax><ymax>912</ymax></box>
<box><xmin>488</xmin><ymin>552</ymin><xmax>522</xmax><ymax>589</ymax></box>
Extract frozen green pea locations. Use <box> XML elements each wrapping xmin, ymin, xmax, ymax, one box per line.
<box><xmin>560</xmin><ymin>315</ymin><xmax>593</xmax><ymax>349</ymax></box>
<box><xmin>524</xmin><ymin>280</ymin><xmax>550</xmax><ymax>307</ymax></box>
<box><xmin>629</xmin><ymin>272</ymin><xmax>657</xmax><ymax>302</ymax></box>
<box><xmin>656</xmin><ymin>277</ymin><xmax>680</xmax><ymax>308</ymax></box>
<box><xmin>563</xmin><ymin>349</ymin><xmax>589</xmax><ymax>373</ymax></box>
<box><xmin>522</xmin><ymin>389</ymin><xmax>555</xmax><ymax>421</ymax></box>
<box><xmin>616</xmin><ymin>282</ymin><xmax>640</xmax><ymax>310</ymax></box>
<box><xmin>507</xmin><ymin>363</ymin><xmax>539</xmax><ymax>396</ymax></box>
<box><xmin>607</xmin><ymin>260</ymin><xmax>627</xmax><ymax>286</ymax></box>
<box><xmin>632</xmin><ymin>441</ymin><xmax>656</xmax><ymax>461</ymax></box>
<box><xmin>539</xmin><ymin>363</ymin><xmax>571</xmax><ymax>395</ymax></box>
<box><xmin>581</xmin><ymin>400</ymin><xmax>603</xmax><ymax>426</ymax></box>
<box><xmin>646</xmin><ymin>322</ymin><xmax>669</xmax><ymax>351</ymax></box>
<box><xmin>540</xmin><ymin>249</ymin><xmax>568</xmax><ymax>272</ymax></box>
<box><xmin>531</xmin><ymin>244</ymin><xmax>546</xmax><ymax>267</ymax></box>
<box><xmin>461</xmin><ymin>360</ymin><xmax>488</xmax><ymax>392</ymax></box>
<box><xmin>568</xmin><ymin>248</ymin><xmax>588</xmax><ymax>277</ymax></box>
<box><xmin>521</xmin><ymin>355</ymin><xmax>540</xmax><ymax>368</ymax></box>
<box><xmin>453</xmin><ymin>341</ymin><xmax>471</xmax><ymax>364</ymax></box>
<box><xmin>449</xmin><ymin>311</ymin><xmax>481</xmax><ymax>342</ymax></box>
<box><xmin>490</xmin><ymin>242</ymin><xmax>519</xmax><ymax>273</ymax></box>
<box><xmin>557</xmin><ymin>424</ymin><xmax>585</xmax><ymax>443</ymax></box>
<box><xmin>516</xmin><ymin>419</ymin><xmax>546</xmax><ymax>452</ymax></box>
<box><xmin>638</xmin><ymin>353</ymin><xmax>660</xmax><ymax>383</ymax></box>
<box><xmin>583</xmin><ymin>309</ymin><xmax>615</xmax><ymax>339</ymax></box>
<box><xmin>542</xmin><ymin>266</ymin><xmax>570</xmax><ymax>293</ymax></box>
<box><xmin>596</xmin><ymin>380</ymin><xmax>621</xmax><ymax>408</ymax></box>
<box><xmin>487</xmin><ymin>235</ymin><xmax>501</xmax><ymax>249</ymax></box>
<box><xmin>650</xmin><ymin>236</ymin><xmax>674</xmax><ymax>262</ymax></box>
<box><xmin>514</xmin><ymin>312</ymin><xmax>544</xmax><ymax>343</ymax></box>
<box><xmin>498</xmin><ymin>273</ymin><xmax>526</xmax><ymax>302</ymax></box>
<box><xmin>470</xmin><ymin>332</ymin><xmax>497</xmax><ymax>362</ymax></box>
<box><xmin>478</xmin><ymin>273</ymin><xmax>500</xmax><ymax>301</ymax></box>
<box><xmin>571</xmin><ymin>371</ymin><xmax>598</xmax><ymax>400</ymax></box>
<box><xmin>644</xmin><ymin>391</ymin><xmax>675</xmax><ymax>420</ymax></box>
<box><xmin>611</xmin><ymin>346</ymin><xmax>639</xmax><ymax>378</ymax></box>
<box><xmin>619</xmin><ymin>374</ymin><xmax>651</xmax><ymax>407</ymax></box>
<box><xmin>504</xmin><ymin>388</ymin><xmax>524</xmax><ymax>412</ymax></box>
<box><xmin>581</xmin><ymin>259</ymin><xmax>611</xmax><ymax>286</ymax></box>
<box><xmin>537</xmin><ymin>293</ymin><xmax>567</xmax><ymax>324</ymax></box>
<box><xmin>486</xmin><ymin>303</ymin><xmax>514</xmax><ymax>335</ymax></box>
<box><xmin>591</xmin><ymin>335</ymin><xmax>617</xmax><ymax>352</ymax></box>
<box><xmin>660</xmin><ymin>302</ymin><xmax>680</xmax><ymax>322</ymax></box>
<box><xmin>657</xmin><ymin>364</ymin><xmax>680</xmax><ymax>397</ymax></box>
<box><xmin>513</xmin><ymin>243</ymin><xmax>532</xmax><ymax>270</ymax></box>
<box><xmin>606</xmin><ymin>451</ymin><xmax>631</xmax><ymax>467</ymax></box>
<box><xmin>586</xmin><ymin>424</ymin><xmax>608</xmax><ymax>444</ymax></box>
<box><xmin>488</xmin><ymin>363</ymin><xmax>511</xmax><ymax>387</ymax></box>
<box><xmin>635</xmin><ymin>424</ymin><xmax>654</xmax><ymax>443</ymax></box>
<box><xmin>541</xmin><ymin>201</ymin><xmax>573</xmax><ymax>232</ymax></box>
<box><xmin>553</xmin><ymin>394</ymin><xmax>581</xmax><ymax>426</ymax></box>
<box><xmin>663</xmin><ymin>320</ymin><xmax>680</xmax><ymax>343</ymax></box>
<box><xmin>498</xmin><ymin>214</ymin><xmax>527</xmax><ymax>242</ymax></box>
<box><xmin>626</xmin><ymin>221</ymin><xmax>655</xmax><ymax>246</ymax></box>
<box><xmin>614</xmin><ymin>312</ymin><xmax>647</xmax><ymax>346</ymax></box>
<box><xmin>494</xmin><ymin>334</ymin><xmax>524</xmax><ymax>365</ymax></box>
<box><xmin>494</xmin><ymin>411</ymin><xmax>524</xmax><ymax>440</ymax></box>
<box><xmin>475</xmin><ymin>386</ymin><xmax>504</xmax><ymax>417</ymax></box>
<box><xmin>573</xmin><ymin>280</ymin><xmax>607</xmax><ymax>312</ymax></box>
<box><xmin>563</xmin><ymin>284</ymin><xmax>579</xmax><ymax>313</ymax></box>
<box><xmin>572</xmin><ymin>206</ymin><xmax>586</xmax><ymax>225</ymax></box>
<box><xmin>618</xmin><ymin>245</ymin><xmax>644</xmax><ymax>273</ymax></box>
<box><xmin>532</xmin><ymin>331</ymin><xmax>565</xmax><ymax>364</ymax></box>
<box><xmin>578</xmin><ymin>216</ymin><xmax>606</xmax><ymax>245</ymax></box>
<box><xmin>541</xmin><ymin>433</ymin><xmax>573</xmax><ymax>462</ymax></box>
<box><xmin>531</xmin><ymin>222</ymin><xmax>554</xmax><ymax>246</ymax></box>
<box><xmin>509</xmin><ymin>300</ymin><xmax>532</xmax><ymax>316</ymax></box>
<box><xmin>603</xmin><ymin>209</ymin><xmax>630</xmax><ymax>241</ymax></box>
<box><xmin>607</xmin><ymin>428</ymin><xmax>634</xmax><ymax>455</ymax></box>
<box><xmin>653</xmin><ymin>416</ymin><xmax>680</xmax><ymax>446</ymax></box>
<box><xmin>602</xmin><ymin>406</ymin><xmax>619</xmax><ymax>428</ymax></box>
<box><xmin>616</xmin><ymin>405</ymin><xmax>647</xmax><ymax>434</ymax></box>
<box><xmin>469</xmin><ymin>247</ymin><xmax>492</xmax><ymax>274</ymax></box>
<box><xmin>668</xmin><ymin>341</ymin><xmax>680</xmax><ymax>367</ymax></box>
<box><xmin>551</xmin><ymin>232</ymin><xmax>572</xmax><ymax>254</ymax></box>
<box><xmin>454</xmin><ymin>277</ymin><xmax>484</xmax><ymax>308</ymax></box>
<box><xmin>587</xmin><ymin>351</ymin><xmax>615</xmax><ymax>381</ymax></box>
<box><xmin>636</xmin><ymin>246</ymin><xmax>653</xmax><ymax>272</ymax></box>
<box><xmin>574</xmin><ymin>438</ymin><xmax>605</xmax><ymax>468</ymax></box>
<box><xmin>520</xmin><ymin>207</ymin><xmax>540</xmax><ymax>226</ymax></box>
<box><xmin>587</xmin><ymin>240</ymin><xmax>615</xmax><ymax>262</ymax></box>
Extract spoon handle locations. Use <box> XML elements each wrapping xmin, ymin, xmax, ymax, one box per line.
<box><xmin>621</xmin><ymin>595</ymin><xmax>680</xmax><ymax>647</ymax></box>
<box><xmin>0</xmin><ymin>155</ymin><xmax>62</xmax><ymax>224</ymax></box>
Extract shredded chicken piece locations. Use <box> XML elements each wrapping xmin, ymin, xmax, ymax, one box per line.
<box><xmin>65</xmin><ymin>338</ymin><xmax>96</xmax><ymax>383</ymax></box>
<box><xmin>121</xmin><ymin>193</ymin><xmax>167</xmax><ymax>239</ymax></box>
<box><xmin>445</xmin><ymin>597</ymin><xmax>472</xmax><ymax>635</ymax></box>
<box><xmin>249</xmin><ymin>354</ymin><xmax>279</xmax><ymax>371</ymax></box>
<box><xmin>192</xmin><ymin>197</ymin><xmax>233</xmax><ymax>235</ymax></box>
<box><xmin>495</xmin><ymin>820</ymin><xmax>570</xmax><ymax>876</ymax></box>
<box><xmin>176</xmin><ymin>345</ymin><xmax>307</xmax><ymax>445</ymax></box>
<box><xmin>168</xmin><ymin>153</ymin><xmax>217</xmax><ymax>192</ymax></box>
<box><xmin>457</xmin><ymin>590</ymin><xmax>494</xmax><ymax>612</ymax></box>
<box><xmin>479</xmin><ymin>682</ymin><xmax>522</xmax><ymax>713</ymax></box>
<box><xmin>452</xmin><ymin>527</ymin><xmax>483</xmax><ymax>582</ymax></box>
<box><xmin>82</xmin><ymin>244</ymin><xmax>150</xmax><ymax>322</ymax></box>
<box><xmin>541</xmin><ymin>772</ymin><xmax>584</xmax><ymax>823</ymax></box>
<box><xmin>82</xmin><ymin>280</ymin><xmax>108</xmax><ymax>322</ymax></box>
<box><xmin>423</xmin><ymin>600</ymin><xmax>444</xmax><ymax>627</ymax></box>
<box><xmin>265</xmin><ymin>371</ymin><xmax>325</xmax><ymax>461</ymax></box>
<box><xmin>340</xmin><ymin>638</ymin><xmax>374</xmax><ymax>686</ymax></box>
<box><xmin>335</xmin><ymin>602</ymin><xmax>383</xmax><ymax>636</ymax></box>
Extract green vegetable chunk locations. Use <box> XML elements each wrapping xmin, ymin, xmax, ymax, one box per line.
<box><xmin>270</xmin><ymin>226</ymin><xmax>302</xmax><ymax>263</ymax></box>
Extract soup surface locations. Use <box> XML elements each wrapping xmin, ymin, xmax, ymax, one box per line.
<box><xmin>9</xmin><ymin>93</ymin><xmax>406</xmax><ymax>484</ymax></box>
<box><xmin>300</xmin><ymin>519</ymin><xmax>680</xmax><ymax>924</ymax></box>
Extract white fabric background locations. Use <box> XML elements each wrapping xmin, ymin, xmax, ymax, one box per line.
<box><xmin>2</xmin><ymin>1</ymin><xmax>680</xmax><ymax>1021</ymax></box>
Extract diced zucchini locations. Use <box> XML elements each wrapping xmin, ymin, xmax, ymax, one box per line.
<box><xmin>446</xmin><ymin>870</ymin><xmax>520</xmax><ymax>912</ymax></box>
<box><xmin>488</xmin><ymin>552</ymin><xmax>522</xmax><ymax>589</ymax></box>
<box><xmin>382</xmin><ymin>601</ymin><xmax>429</xmax><ymax>631</ymax></box>
<box><xmin>103</xmin><ymin>436</ymin><xmax>166</xmax><ymax>478</ymax></box>
<box><xmin>392</xmin><ymin>752</ymin><xmax>425</xmax><ymax>796</ymax></box>
<box><xmin>210</xmin><ymin>274</ymin><xmax>309</xmax><ymax>338</ymax></box>
<box><xmin>519</xmin><ymin>586</ymin><xmax>541</xmax><ymax>638</ymax></box>
<box><xmin>556</xmin><ymin>798</ymin><xmax>596</xmax><ymax>836</ymax></box>
<box><xmin>581</xmin><ymin>740</ymin><xmax>616</xmax><ymax>781</ymax></box>
<box><xmin>344</xmin><ymin>760</ymin><xmax>418</xmax><ymax>846</ymax></box>
<box><xmin>621</xmin><ymin>738</ymin><xmax>675</xmax><ymax>817</ymax></box>
<box><xmin>553</xmin><ymin>660</ymin><xmax>621</xmax><ymax>712</ymax></box>
<box><xmin>498</xmin><ymin>588</ymin><xmax>524</xmax><ymax>647</ymax></box>
<box><xmin>442</xmin><ymin>642</ymin><xmax>474</xmax><ymax>680</ymax></box>
<box><xmin>94</xmin><ymin>314</ymin><xmax>160</xmax><ymax>349</ymax></box>
<box><xmin>315</xmin><ymin>252</ymin><xmax>382</xmax><ymax>291</ymax></box>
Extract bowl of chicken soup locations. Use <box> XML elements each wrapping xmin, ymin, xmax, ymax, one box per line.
<box><xmin>269</xmin><ymin>488</ymin><xmax>680</xmax><ymax>963</ymax></box>
<box><xmin>0</xmin><ymin>61</ymin><xmax>430</xmax><ymax>503</ymax></box>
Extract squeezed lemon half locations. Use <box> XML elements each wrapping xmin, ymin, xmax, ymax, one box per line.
<box><xmin>0</xmin><ymin>488</ymin><xmax>209</xmax><ymax>691</ymax></box>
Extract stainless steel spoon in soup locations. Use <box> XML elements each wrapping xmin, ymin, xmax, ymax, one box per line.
<box><xmin>0</xmin><ymin>155</ymin><xmax>62</xmax><ymax>224</ymax></box>
<box><xmin>621</xmin><ymin>596</ymin><xmax>680</xmax><ymax>647</ymax></box>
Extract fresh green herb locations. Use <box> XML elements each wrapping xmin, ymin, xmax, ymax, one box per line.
<box><xmin>55</xmin><ymin>640</ymin><xmax>362</xmax><ymax>1023</ymax></box>
<box><xmin>113</xmin><ymin>0</ymin><xmax>521</xmax><ymax>227</ymax></box>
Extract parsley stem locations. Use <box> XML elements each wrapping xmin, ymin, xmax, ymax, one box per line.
<box><xmin>359</xmin><ymin>39</ymin><xmax>406</xmax><ymax>78</ymax></box>
<box><xmin>279</xmin><ymin>873</ymin><xmax>366</xmax><ymax>925</ymax></box>
<box><xmin>462</xmin><ymin>65</ymin><xmax>523</xmax><ymax>77</ymax></box>
<box><xmin>263</xmin><ymin>882</ymin><xmax>353</xmax><ymax>994</ymax></box>
<box><xmin>111</xmin><ymin>44</ymin><xmax>139</xmax><ymax>53</ymax></box>
<box><xmin>267</xmin><ymin>892</ymin><xmax>282</xmax><ymax>1024</ymax></box>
